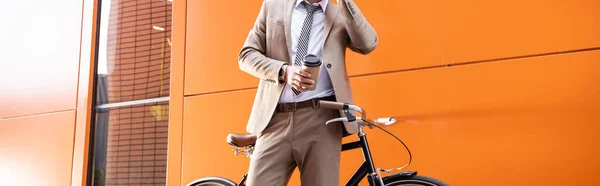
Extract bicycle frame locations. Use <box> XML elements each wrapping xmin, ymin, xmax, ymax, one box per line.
<box><xmin>343</xmin><ymin>127</ymin><xmax>384</xmax><ymax>186</ymax></box>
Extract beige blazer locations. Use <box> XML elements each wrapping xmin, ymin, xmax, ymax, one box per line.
<box><xmin>238</xmin><ymin>0</ymin><xmax>378</xmax><ymax>134</ymax></box>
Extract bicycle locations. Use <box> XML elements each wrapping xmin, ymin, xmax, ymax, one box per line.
<box><xmin>187</xmin><ymin>100</ymin><xmax>449</xmax><ymax>186</ymax></box>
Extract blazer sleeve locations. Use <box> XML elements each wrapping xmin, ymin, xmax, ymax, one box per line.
<box><xmin>339</xmin><ymin>0</ymin><xmax>379</xmax><ymax>54</ymax></box>
<box><xmin>238</xmin><ymin>0</ymin><xmax>286</xmax><ymax>81</ymax></box>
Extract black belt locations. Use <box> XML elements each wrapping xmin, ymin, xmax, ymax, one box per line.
<box><xmin>275</xmin><ymin>95</ymin><xmax>336</xmax><ymax>113</ymax></box>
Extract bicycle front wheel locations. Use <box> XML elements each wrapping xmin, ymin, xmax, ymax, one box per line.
<box><xmin>383</xmin><ymin>174</ymin><xmax>449</xmax><ymax>186</ymax></box>
<box><xmin>186</xmin><ymin>177</ymin><xmax>237</xmax><ymax>186</ymax></box>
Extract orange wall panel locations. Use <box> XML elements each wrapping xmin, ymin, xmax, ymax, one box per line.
<box><xmin>347</xmin><ymin>50</ymin><xmax>600</xmax><ymax>185</ymax></box>
<box><xmin>182</xmin><ymin>0</ymin><xmax>600</xmax><ymax>96</ymax></box>
<box><xmin>181</xmin><ymin>90</ymin><xmax>255</xmax><ymax>185</ymax></box>
<box><xmin>0</xmin><ymin>111</ymin><xmax>77</xmax><ymax>186</ymax></box>
<box><xmin>0</xmin><ymin>0</ymin><xmax>84</xmax><ymax>118</ymax></box>
<box><xmin>184</xmin><ymin>1</ymin><xmax>261</xmax><ymax>95</ymax></box>
<box><xmin>346</xmin><ymin>0</ymin><xmax>600</xmax><ymax>75</ymax></box>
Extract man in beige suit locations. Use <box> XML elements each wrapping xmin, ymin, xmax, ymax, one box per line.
<box><xmin>238</xmin><ymin>0</ymin><xmax>377</xmax><ymax>185</ymax></box>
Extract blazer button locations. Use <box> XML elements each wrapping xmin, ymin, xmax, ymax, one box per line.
<box><xmin>326</xmin><ymin>63</ymin><xmax>332</xmax><ymax>69</ymax></box>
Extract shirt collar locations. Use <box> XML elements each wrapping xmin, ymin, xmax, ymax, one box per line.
<box><xmin>295</xmin><ymin>0</ymin><xmax>328</xmax><ymax>13</ymax></box>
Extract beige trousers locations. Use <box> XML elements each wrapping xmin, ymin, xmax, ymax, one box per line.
<box><xmin>246</xmin><ymin>106</ymin><xmax>343</xmax><ymax>186</ymax></box>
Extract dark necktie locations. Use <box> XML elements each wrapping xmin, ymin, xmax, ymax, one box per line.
<box><xmin>292</xmin><ymin>1</ymin><xmax>321</xmax><ymax>96</ymax></box>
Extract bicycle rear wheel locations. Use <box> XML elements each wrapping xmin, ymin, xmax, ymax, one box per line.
<box><xmin>383</xmin><ymin>174</ymin><xmax>449</xmax><ymax>186</ymax></box>
<box><xmin>186</xmin><ymin>177</ymin><xmax>237</xmax><ymax>186</ymax></box>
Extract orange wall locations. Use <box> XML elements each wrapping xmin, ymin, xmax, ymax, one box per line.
<box><xmin>0</xmin><ymin>0</ymin><xmax>83</xmax><ymax>118</ymax></box>
<box><xmin>0</xmin><ymin>111</ymin><xmax>77</xmax><ymax>186</ymax></box>
<box><xmin>0</xmin><ymin>0</ymin><xmax>96</xmax><ymax>185</ymax></box>
<box><xmin>171</xmin><ymin>0</ymin><xmax>600</xmax><ymax>185</ymax></box>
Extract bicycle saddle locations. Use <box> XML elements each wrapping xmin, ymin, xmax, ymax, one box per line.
<box><xmin>227</xmin><ymin>133</ymin><xmax>257</xmax><ymax>147</ymax></box>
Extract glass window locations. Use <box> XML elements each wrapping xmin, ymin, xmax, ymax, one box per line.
<box><xmin>91</xmin><ymin>0</ymin><xmax>172</xmax><ymax>185</ymax></box>
<box><xmin>96</xmin><ymin>0</ymin><xmax>172</xmax><ymax>104</ymax></box>
<box><xmin>93</xmin><ymin>102</ymin><xmax>169</xmax><ymax>185</ymax></box>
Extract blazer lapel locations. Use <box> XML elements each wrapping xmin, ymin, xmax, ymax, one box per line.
<box><xmin>323</xmin><ymin>0</ymin><xmax>339</xmax><ymax>44</ymax></box>
<box><xmin>283</xmin><ymin>0</ymin><xmax>295</xmax><ymax>62</ymax></box>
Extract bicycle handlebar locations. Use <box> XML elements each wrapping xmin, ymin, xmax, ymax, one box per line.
<box><xmin>319</xmin><ymin>100</ymin><xmax>367</xmax><ymax>123</ymax></box>
<box><xmin>319</xmin><ymin>100</ymin><xmax>365</xmax><ymax>116</ymax></box>
<box><xmin>319</xmin><ymin>100</ymin><xmax>346</xmax><ymax>110</ymax></box>
<box><xmin>318</xmin><ymin>100</ymin><xmax>408</xmax><ymax>174</ymax></box>
<box><xmin>319</xmin><ymin>100</ymin><xmax>396</xmax><ymax>127</ymax></box>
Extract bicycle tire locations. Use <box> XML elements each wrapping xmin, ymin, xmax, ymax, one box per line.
<box><xmin>383</xmin><ymin>174</ymin><xmax>449</xmax><ymax>186</ymax></box>
<box><xmin>186</xmin><ymin>177</ymin><xmax>237</xmax><ymax>186</ymax></box>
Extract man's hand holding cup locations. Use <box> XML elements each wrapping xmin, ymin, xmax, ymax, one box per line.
<box><xmin>284</xmin><ymin>65</ymin><xmax>314</xmax><ymax>92</ymax></box>
<box><xmin>282</xmin><ymin>54</ymin><xmax>322</xmax><ymax>92</ymax></box>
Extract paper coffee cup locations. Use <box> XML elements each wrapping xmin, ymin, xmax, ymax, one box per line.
<box><xmin>301</xmin><ymin>54</ymin><xmax>322</xmax><ymax>91</ymax></box>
